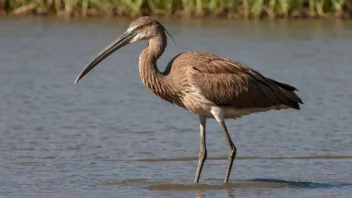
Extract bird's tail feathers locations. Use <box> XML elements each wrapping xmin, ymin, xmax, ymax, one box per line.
<box><xmin>268</xmin><ymin>78</ymin><xmax>303</xmax><ymax>110</ymax></box>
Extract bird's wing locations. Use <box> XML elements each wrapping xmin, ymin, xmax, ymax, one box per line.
<box><xmin>186</xmin><ymin>52</ymin><xmax>301</xmax><ymax>109</ymax></box>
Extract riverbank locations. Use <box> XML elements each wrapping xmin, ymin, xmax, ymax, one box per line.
<box><xmin>0</xmin><ymin>0</ymin><xmax>351</xmax><ymax>19</ymax></box>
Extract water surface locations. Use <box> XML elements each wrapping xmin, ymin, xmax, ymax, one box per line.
<box><xmin>0</xmin><ymin>17</ymin><xmax>351</xmax><ymax>198</ymax></box>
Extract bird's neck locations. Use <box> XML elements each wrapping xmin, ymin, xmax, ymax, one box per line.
<box><xmin>139</xmin><ymin>33</ymin><xmax>170</xmax><ymax>101</ymax></box>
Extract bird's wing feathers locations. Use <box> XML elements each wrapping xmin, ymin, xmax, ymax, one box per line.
<box><xmin>185</xmin><ymin>52</ymin><xmax>301</xmax><ymax>109</ymax></box>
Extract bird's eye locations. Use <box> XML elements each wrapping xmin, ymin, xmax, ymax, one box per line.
<box><xmin>136</xmin><ymin>26</ymin><xmax>142</xmax><ymax>30</ymax></box>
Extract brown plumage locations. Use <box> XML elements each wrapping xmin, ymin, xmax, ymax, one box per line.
<box><xmin>75</xmin><ymin>16</ymin><xmax>303</xmax><ymax>184</ymax></box>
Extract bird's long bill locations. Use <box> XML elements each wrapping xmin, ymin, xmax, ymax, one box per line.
<box><xmin>74</xmin><ymin>31</ymin><xmax>133</xmax><ymax>83</ymax></box>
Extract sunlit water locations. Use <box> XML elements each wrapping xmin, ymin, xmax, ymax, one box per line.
<box><xmin>0</xmin><ymin>17</ymin><xmax>351</xmax><ymax>198</ymax></box>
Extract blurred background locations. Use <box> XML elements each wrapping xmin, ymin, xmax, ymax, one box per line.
<box><xmin>1</xmin><ymin>0</ymin><xmax>352</xmax><ymax>18</ymax></box>
<box><xmin>0</xmin><ymin>1</ymin><xmax>352</xmax><ymax>198</ymax></box>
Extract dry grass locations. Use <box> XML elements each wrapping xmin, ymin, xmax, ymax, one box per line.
<box><xmin>0</xmin><ymin>0</ymin><xmax>351</xmax><ymax>19</ymax></box>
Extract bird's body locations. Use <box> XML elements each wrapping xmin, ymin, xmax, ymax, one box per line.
<box><xmin>141</xmin><ymin>50</ymin><xmax>301</xmax><ymax>120</ymax></box>
<box><xmin>75</xmin><ymin>16</ymin><xmax>303</xmax><ymax>184</ymax></box>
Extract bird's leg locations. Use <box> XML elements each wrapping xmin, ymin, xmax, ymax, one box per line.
<box><xmin>194</xmin><ymin>116</ymin><xmax>207</xmax><ymax>183</ymax></box>
<box><xmin>219</xmin><ymin>120</ymin><xmax>237</xmax><ymax>183</ymax></box>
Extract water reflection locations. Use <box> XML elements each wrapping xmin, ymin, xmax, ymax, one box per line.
<box><xmin>146</xmin><ymin>182</ymin><xmax>286</xmax><ymax>190</ymax></box>
<box><xmin>250</xmin><ymin>179</ymin><xmax>352</xmax><ymax>189</ymax></box>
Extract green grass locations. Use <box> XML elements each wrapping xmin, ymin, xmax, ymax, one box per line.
<box><xmin>0</xmin><ymin>0</ymin><xmax>351</xmax><ymax>18</ymax></box>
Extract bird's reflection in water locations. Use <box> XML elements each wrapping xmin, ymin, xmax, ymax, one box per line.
<box><xmin>195</xmin><ymin>189</ymin><xmax>235</xmax><ymax>198</ymax></box>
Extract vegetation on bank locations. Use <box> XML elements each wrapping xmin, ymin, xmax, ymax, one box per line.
<box><xmin>0</xmin><ymin>0</ymin><xmax>351</xmax><ymax>19</ymax></box>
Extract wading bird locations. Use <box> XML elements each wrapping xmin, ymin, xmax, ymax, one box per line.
<box><xmin>75</xmin><ymin>17</ymin><xmax>303</xmax><ymax>183</ymax></box>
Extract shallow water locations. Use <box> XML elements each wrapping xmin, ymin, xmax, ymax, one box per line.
<box><xmin>0</xmin><ymin>17</ymin><xmax>351</xmax><ymax>198</ymax></box>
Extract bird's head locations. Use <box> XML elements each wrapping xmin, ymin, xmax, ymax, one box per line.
<box><xmin>74</xmin><ymin>16</ymin><xmax>173</xmax><ymax>84</ymax></box>
<box><xmin>128</xmin><ymin>16</ymin><xmax>165</xmax><ymax>43</ymax></box>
